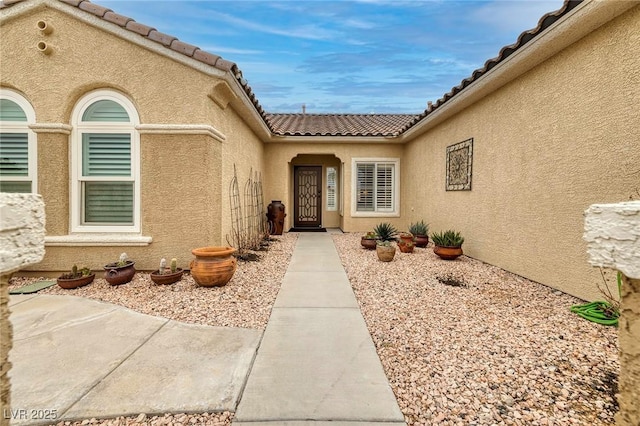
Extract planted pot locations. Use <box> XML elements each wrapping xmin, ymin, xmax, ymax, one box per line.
<box><xmin>399</xmin><ymin>233</ymin><xmax>414</xmax><ymax>244</ymax></box>
<box><xmin>361</xmin><ymin>237</ymin><xmax>377</xmax><ymax>250</ymax></box>
<box><xmin>433</xmin><ymin>246</ymin><xmax>463</xmax><ymax>260</ymax></box>
<box><xmin>57</xmin><ymin>273</ymin><xmax>95</xmax><ymax>290</ymax></box>
<box><xmin>150</xmin><ymin>268</ymin><xmax>184</xmax><ymax>285</ymax></box>
<box><xmin>414</xmin><ymin>235</ymin><xmax>429</xmax><ymax>248</ymax></box>
<box><xmin>376</xmin><ymin>243</ymin><xmax>396</xmax><ymax>262</ymax></box>
<box><xmin>104</xmin><ymin>261</ymin><xmax>136</xmax><ymax>285</ymax></box>
<box><xmin>191</xmin><ymin>247</ymin><xmax>237</xmax><ymax>287</ymax></box>
<box><xmin>398</xmin><ymin>241</ymin><xmax>415</xmax><ymax>253</ymax></box>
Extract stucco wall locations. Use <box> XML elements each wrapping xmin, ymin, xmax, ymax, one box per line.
<box><xmin>263</xmin><ymin>142</ymin><xmax>404</xmax><ymax>232</ymax></box>
<box><xmin>0</xmin><ymin>4</ymin><xmax>252</xmax><ymax>272</ymax></box>
<box><xmin>403</xmin><ymin>5</ymin><xmax>640</xmax><ymax>301</ymax></box>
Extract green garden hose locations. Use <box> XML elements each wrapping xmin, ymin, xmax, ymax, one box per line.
<box><xmin>570</xmin><ymin>301</ymin><xmax>619</xmax><ymax>326</ymax></box>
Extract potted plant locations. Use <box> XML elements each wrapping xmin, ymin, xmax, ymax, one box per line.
<box><xmin>57</xmin><ymin>264</ymin><xmax>95</xmax><ymax>289</ymax></box>
<box><xmin>191</xmin><ymin>246</ymin><xmax>237</xmax><ymax>287</ymax></box>
<box><xmin>361</xmin><ymin>231</ymin><xmax>378</xmax><ymax>250</ymax></box>
<box><xmin>398</xmin><ymin>239</ymin><xmax>415</xmax><ymax>253</ymax></box>
<box><xmin>409</xmin><ymin>220</ymin><xmax>430</xmax><ymax>247</ymax></box>
<box><xmin>150</xmin><ymin>257</ymin><xmax>183</xmax><ymax>285</ymax></box>
<box><xmin>104</xmin><ymin>252</ymin><xmax>136</xmax><ymax>285</ymax></box>
<box><xmin>431</xmin><ymin>230</ymin><xmax>464</xmax><ymax>260</ymax></box>
<box><xmin>373</xmin><ymin>222</ymin><xmax>398</xmax><ymax>262</ymax></box>
<box><xmin>399</xmin><ymin>232</ymin><xmax>414</xmax><ymax>244</ymax></box>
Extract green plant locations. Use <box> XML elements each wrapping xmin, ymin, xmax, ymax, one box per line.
<box><xmin>431</xmin><ymin>230</ymin><xmax>464</xmax><ymax>247</ymax></box>
<box><xmin>170</xmin><ymin>258</ymin><xmax>177</xmax><ymax>273</ymax></box>
<box><xmin>363</xmin><ymin>231</ymin><xmax>377</xmax><ymax>239</ymax></box>
<box><xmin>373</xmin><ymin>222</ymin><xmax>398</xmax><ymax>242</ymax></box>
<box><xmin>116</xmin><ymin>252</ymin><xmax>130</xmax><ymax>267</ymax></box>
<box><xmin>409</xmin><ymin>220</ymin><xmax>429</xmax><ymax>236</ymax></box>
<box><xmin>60</xmin><ymin>264</ymin><xmax>91</xmax><ymax>279</ymax></box>
<box><xmin>376</xmin><ymin>240</ymin><xmax>393</xmax><ymax>247</ymax></box>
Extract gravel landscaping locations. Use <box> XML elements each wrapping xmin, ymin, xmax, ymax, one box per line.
<box><xmin>332</xmin><ymin>233</ymin><xmax>619</xmax><ymax>426</ymax></box>
<box><xmin>8</xmin><ymin>231</ymin><xmax>620</xmax><ymax>425</ymax></box>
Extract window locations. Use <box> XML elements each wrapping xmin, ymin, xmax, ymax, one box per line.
<box><xmin>71</xmin><ymin>91</ymin><xmax>140</xmax><ymax>232</ymax></box>
<box><xmin>326</xmin><ymin>166</ymin><xmax>337</xmax><ymax>211</ymax></box>
<box><xmin>0</xmin><ymin>89</ymin><xmax>36</xmax><ymax>193</ymax></box>
<box><xmin>351</xmin><ymin>158</ymin><xmax>399</xmax><ymax>216</ymax></box>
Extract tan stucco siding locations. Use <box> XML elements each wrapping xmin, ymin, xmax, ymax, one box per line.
<box><xmin>0</xmin><ymin>5</ymin><xmax>250</xmax><ymax>272</ymax></box>
<box><xmin>264</xmin><ymin>142</ymin><xmax>404</xmax><ymax>232</ymax></box>
<box><xmin>403</xmin><ymin>5</ymin><xmax>640</xmax><ymax>301</ymax></box>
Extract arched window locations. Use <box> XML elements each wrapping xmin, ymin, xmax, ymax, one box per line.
<box><xmin>0</xmin><ymin>89</ymin><xmax>37</xmax><ymax>193</ymax></box>
<box><xmin>71</xmin><ymin>90</ymin><xmax>140</xmax><ymax>232</ymax></box>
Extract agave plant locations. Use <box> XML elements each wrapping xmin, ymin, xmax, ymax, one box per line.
<box><xmin>409</xmin><ymin>220</ymin><xmax>429</xmax><ymax>236</ymax></box>
<box><xmin>373</xmin><ymin>222</ymin><xmax>398</xmax><ymax>242</ymax></box>
<box><xmin>431</xmin><ymin>230</ymin><xmax>464</xmax><ymax>247</ymax></box>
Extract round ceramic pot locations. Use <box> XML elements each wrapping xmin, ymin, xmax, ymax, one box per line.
<box><xmin>104</xmin><ymin>262</ymin><xmax>136</xmax><ymax>285</ymax></box>
<box><xmin>398</xmin><ymin>242</ymin><xmax>414</xmax><ymax>253</ymax></box>
<box><xmin>376</xmin><ymin>244</ymin><xmax>396</xmax><ymax>262</ymax></box>
<box><xmin>399</xmin><ymin>234</ymin><xmax>414</xmax><ymax>244</ymax></box>
<box><xmin>190</xmin><ymin>247</ymin><xmax>237</xmax><ymax>287</ymax></box>
<box><xmin>433</xmin><ymin>246</ymin><xmax>463</xmax><ymax>260</ymax></box>
<box><xmin>414</xmin><ymin>235</ymin><xmax>429</xmax><ymax>248</ymax></box>
<box><xmin>150</xmin><ymin>268</ymin><xmax>184</xmax><ymax>285</ymax></box>
<box><xmin>361</xmin><ymin>237</ymin><xmax>377</xmax><ymax>250</ymax></box>
<box><xmin>57</xmin><ymin>273</ymin><xmax>95</xmax><ymax>290</ymax></box>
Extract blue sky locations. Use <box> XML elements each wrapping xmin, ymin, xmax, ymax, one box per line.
<box><xmin>99</xmin><ymin>0</ymin><xmax>564</xmax><ymax>114</ymax></box>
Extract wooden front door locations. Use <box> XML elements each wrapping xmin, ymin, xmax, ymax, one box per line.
<box><xmin>294</xmin><ymin>166</ymin><xmax>322</xmax><ymax>228</ymax></box>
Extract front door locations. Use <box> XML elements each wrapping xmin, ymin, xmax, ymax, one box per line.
<box><xmin>294</xmin><ymin>166</ymin><xmax>322</xmax><ymax>228</ymax></box>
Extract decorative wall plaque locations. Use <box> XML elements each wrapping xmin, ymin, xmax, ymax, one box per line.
<box><xmin>446</xmin><ymin>138</ymin><xmax>473</xmax><ymax>191</ymax></box>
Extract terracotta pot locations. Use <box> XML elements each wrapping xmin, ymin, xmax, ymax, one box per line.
<box><xmin>57</xmin><ymin>273</ymin><xmax>95</xmax><ymax>290</ymax></box>
<box><xmin>150</xmin><ymin>268</ymin><xmax>184</xmax><ymax>285</ymax></box>
<box><xmin>414</xmin><ymin>235</ymin><xmax>429</xmax><ymax>248</ymax></box>
<box><xmin>361</xmin><ymin>237</ymin><xmax>377</xmax><ymax>250</ymax></box>
<box><xmin>433</xmin><ymin>246</ymin><xmax>463</xmax><ymax>260</ymax></box>
<box><xmin>104</xmin><ymin>261</ymin><xmax>136</xmax><ymax>285</ymax></box>
<box><xmin>376</xmin><ymin>244</ymin><xmax>396</xmax><ymax>262</ymax></box>
<box><xmin>266</xmin><ymin>200</ymin><xmax>286</xmax><ymax>235</ymax></box>
<box><xmin>399</xmin><ymin>234</ymin><xmax>414</xmax><ymax>244</ymax></box>
<box><xmin>398</xmin><ymin>242</ymin><xmax>415</xmax><ymax>253</ymax></box>
<box><xmin>190</xmin><ymin>247</ymin><xmax>237</xmax><ymax>287</ymax></box>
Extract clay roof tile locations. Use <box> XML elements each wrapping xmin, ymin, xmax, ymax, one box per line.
<box><xmin>78</xmin><ymin>0</ymin><xmax>111</xmax><ymax>17</ymax></box>
<box><xmin>103</xmin><ymin>11</ymin><xmax>131</xmax><ymax>27</ymax></box>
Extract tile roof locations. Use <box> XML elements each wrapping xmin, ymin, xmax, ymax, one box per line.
<box><xmin>266</xmin><ymin>113</ymin><xmax>418</xmax><ymax>137</ymax></box>
<box><xmin>1</xmin><ymin>0</ymin><xmax>582</xmax><ymax>138</ymax></box>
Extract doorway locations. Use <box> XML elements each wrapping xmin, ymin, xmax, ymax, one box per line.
<box><xmin>293</xmin><ymin>165</ymin><xmax>322</xmax><ymax>228</ymax></box>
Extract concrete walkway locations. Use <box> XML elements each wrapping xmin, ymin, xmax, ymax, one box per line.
<box><xmin>233</xmin><ymin>232</ymin><xmax>405</xmax><ymax>424</ymax></box>
<box><xmin>7</xmin><ymin>232</ymin><xmax>404</xmax><ymax>425</ymax></box>
<box><xmin>7</xmin><ymin>295</ymin><xmax>261</xmax><ymax>425</ymax></box>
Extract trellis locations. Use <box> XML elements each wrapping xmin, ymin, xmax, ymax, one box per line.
<box><xmin>227</xmin><ymin>165</ymin><xmax>268</xmax><ymax>255</ymax></box>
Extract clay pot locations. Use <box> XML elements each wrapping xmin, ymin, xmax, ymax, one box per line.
<box><xmin>399</xmin><ymin>233</ymin><xmax>414</xmax><ymax>244</ymax></box>
<box><xmin>104</xmin><ymin>261</ymin><xmax>136</xmax><ymax>285</ymax></box>
<box><xmin>266</xmin><ymin>200</ymin><xmax>286</xmax><ymax>235</ymax></box>
<box><xmin>398</xmin><ymin>242</ymin><xmax>415</xmax><ymax>253</ymax></box>
<box><xmin>414</xmin><ymin>235</ymin><xmax>429</xmax><ymax>248</ymax></box>
<box><xmin>361</xmin><ymin>237</ymin><xmax>377</xmax><ymax>250</ymax></box>
<box><xmin>57</xmin><ymin>273</ymin><xmax>95</xmax><ymax>290</ymax></box>
<box><xmin>376</xmin><ymin>244</ymin><xmax>396</xmax><ymax>262</ymax></box>
<box><xmin>150</xmin><ymin>268</ymin><xmax>184</xmax><ymax>285</ymax></box>
<box><xmin>190</xmin><ymin>247</ymin><xmax>237</xmax><ymax>287</ymax></box>
<box><xmin>433</xmin><ymin>246</ymin><xmax>463</xmax><ymax>260</ymax></box>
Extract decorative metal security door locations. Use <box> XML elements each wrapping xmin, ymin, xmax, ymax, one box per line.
<box><xmin>294</xmin><ymin>166</ymin><xmax>322</xmax><ymax>228</ymax></box>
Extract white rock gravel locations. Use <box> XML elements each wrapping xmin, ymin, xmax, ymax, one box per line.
<box><xmin>9</xmin><ymin>234</ymin><xmax>297</xmax><ymax>330</ymax></box>
<box><xmin>8</xmin><ymin>234</ymin><xmax>296</xmax><ymax>426</ymax></box>
<box><xmin>332</xmin><ymin>233</ymin><xmax>619</xmax><ymax>426</ymax></box>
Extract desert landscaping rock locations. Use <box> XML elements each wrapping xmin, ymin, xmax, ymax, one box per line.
<box><xmin>332</xmin><ymin>233</ymin><xmax>619</xmax><ymax>425</ymax></box>
<box><xmin>9</xmin><ymin>232</ymin><xmax>619</xmax><ymax>425</ymax></box>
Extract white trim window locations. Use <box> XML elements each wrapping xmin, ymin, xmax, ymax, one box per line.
<box><xmin>326</xmin><ymin>166</ymin><xmax>337</xmax><ymax>211</ymax></box>
<box><xmin>351</xmin><ymin>158</ymin><xmax>400</xmax><ymax>217</ymax></box>
<box><xmin>71</xmin><ymin>90</ymin><xmax>140</xmax><ymax>233</ymax></box>
<box><xmin>0</xmin><ymin>89</ymin><xmax>37</xmax><ymax>193</ymax></box>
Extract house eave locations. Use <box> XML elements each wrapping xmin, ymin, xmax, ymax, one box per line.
<box><xmin>402</xmin><ymin>0</ymin><xmax>637</xmax><ymax>141</ymax></box>
<box><xmin>265</xmin><ymin>134</ymin><xmax>403</xmax><ymax>144</ymax></box>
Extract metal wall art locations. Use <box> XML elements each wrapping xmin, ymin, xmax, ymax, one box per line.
<box><xmin>446</xmin><ymin>138</ymin><xmax>473</xmax><ymax>191</ymax></box>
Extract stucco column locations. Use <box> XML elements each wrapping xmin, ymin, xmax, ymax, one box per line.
<box><xmin>584</xmin><ymin>201</ymin><xmax>640</xmax><ymax>426</ymax></box>
<box><xmin>0</xmin><ymin>194</ymin><xmax>46</xmax><ymax>426</ymax></box>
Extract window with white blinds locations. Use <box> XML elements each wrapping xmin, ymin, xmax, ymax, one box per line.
<box><xmin>0</xmin><ymin>91</ymin><xmax>36</xmax><ymax>193</ymax></box>
<box><xmin>72</xmin><ymin>90</ymin><xmax>140</xmax><ymax>232</ymax></box>
<box><xmin>352</xmin><ymin>159</ymin><xmax>399</xmax><ymax>216</ymax></box>
<box><xmin>326</xmin><ymin>166</ymin><xmax>337</xmax><ymax>211</ymax></box>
